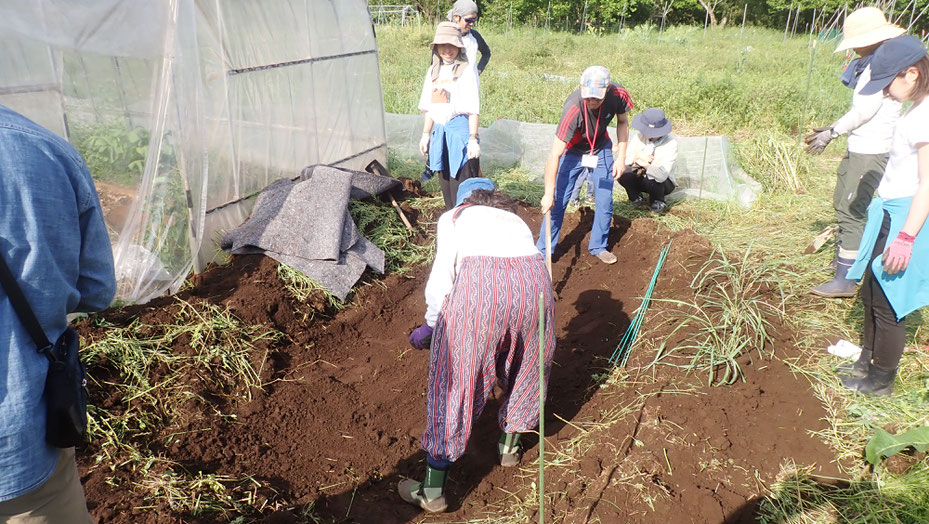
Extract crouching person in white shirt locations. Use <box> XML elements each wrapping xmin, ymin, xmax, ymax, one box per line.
<box><xmin>618</xmin><ymin>108</ymin><xmax>678</xmax><ymax>213</ymax></box>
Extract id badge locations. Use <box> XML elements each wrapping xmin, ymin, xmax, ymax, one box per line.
<box><xmin>581</xmin><ymin>154</ymin><xmax>598</xmax><ymax>169</ymax></box>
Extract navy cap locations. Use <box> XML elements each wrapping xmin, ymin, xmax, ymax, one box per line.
<box><xmin>860</xmin><ymin>35</ymin><xmax>928</xmax><ymax>95</ymax></box>
<box><xmin>455</xmin><ymin>177</ymin><xmax>495</xmax><ymax>206</ymax></box>
<box><xmin>632</xmin><ymin>108</ymin><xmax>673</xmax><ymax>138</ymax></box>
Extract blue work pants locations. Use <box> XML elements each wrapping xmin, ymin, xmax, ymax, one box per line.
<box><xmin>536</xmin><ymin>149</ymin><xmax>614</xmax><ymax>256</ymax></box>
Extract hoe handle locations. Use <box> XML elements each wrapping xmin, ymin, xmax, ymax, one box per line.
<box><xmin>544</xmin><ymin>212</ymin><xmax>552</xmax><ymax>279</ymax></box>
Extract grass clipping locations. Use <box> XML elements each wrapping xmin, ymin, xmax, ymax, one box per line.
<box><xmin>647</xmin><ymin>247</ymin><xmax>792</xmax><ymax>385</ymax></box>
<box><xmin>81</xmin><ymin>299</ymin><xmax>282</xmax><ymax>517</ymax></box>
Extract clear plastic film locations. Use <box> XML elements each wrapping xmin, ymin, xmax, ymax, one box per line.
<box><xmin>0</xmin><ymin>0</ymin><xmax>387</xmax><ymax>304</ymax></box>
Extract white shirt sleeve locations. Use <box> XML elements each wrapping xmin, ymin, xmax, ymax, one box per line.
<box><xmin>454</xmin><ymin>64</ymin><xmax>480</xmax><ymax>116</ymax></box>
<box><xmin>832</xmin><ymin>89</ymin><xmax>885</xmax><ymax>136</ymax></box>
<box><xmin>418</xmin><ymin>68</ymin><xmax>433</xmax><ymax>113</ymax></box>
<box><xmin>424</xmin><ymin>211</ymin><xmax>457</xmax><ymax>327</ymax></box>
<box><xmin>646</xmin><ymin>137</ymin><xmax>678</xmax><ymax>183</ymax></box>
<box><xmin>625</xmin><ymin>131</ymin><xmax>643</xmax><ymax>166</ymax></box>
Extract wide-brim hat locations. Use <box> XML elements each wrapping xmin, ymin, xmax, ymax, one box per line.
<box><xmin>860</xmin><ymin>35</ymin><xmax>928</xmax><ymax>95</ymax></box>
<box><xmin>835</xmin><ymin>7</ymin><xmax>905</xmax><ymax>52</ymax></box>
<box><xmin>431</xmin><ymin>21</ymin><xmax>465</xmax><ymax>50</ymax></box>
<box><xmin>632</xmin><ymin>108</ymin><xmax>672</xmax><ymax>138</ymax></box>
<box><xmin>456</xmin><ymin>177</ymin><xmax>495</xmax><ymax>206</ymax></box>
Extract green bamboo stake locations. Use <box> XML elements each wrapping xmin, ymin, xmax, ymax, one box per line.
<box><xmin>537</xmin><ymin>291</ymin><xmax>545</xmax><ymax>524</ymax></box>
<box><xmin>609</xmin><ymin>240</ymin><xmax>672</xmax><ymax>366</ymax></box>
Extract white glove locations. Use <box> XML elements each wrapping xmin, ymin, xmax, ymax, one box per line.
<box><xmin>419</xmin><ymin>133</ymin><xmax>430</xmax><ymax>156</ymax></box>
<box><xmin>467</xmin><ymin>137</ymin><xmax>480</xmax><ymax>160</ymax></box>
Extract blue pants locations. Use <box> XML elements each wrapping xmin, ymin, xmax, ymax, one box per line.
<box><xmin>536</xmin><ymin>149</ymin><xmax>615</xmax><ymax>256</ymax></box>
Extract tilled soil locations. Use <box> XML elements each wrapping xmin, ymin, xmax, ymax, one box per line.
<box><xmin>76</xmin><ymin>204</ymin><xmax>839</xmax><ymax>523</ymax></box>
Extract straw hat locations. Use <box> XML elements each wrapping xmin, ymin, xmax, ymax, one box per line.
<box><xmin>430</xmin><ymin>21</ymin><xmax>464</xmax><ymax>50</ymax></box>
<box><xmin>835</xmin><ymin>7</ymin><xmax>905</xmax><ymax>52</ymax></box>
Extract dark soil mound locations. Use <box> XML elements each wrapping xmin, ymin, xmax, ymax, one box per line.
<box><xmin>76</xmin><ymin>205</ymin><xmax>838</xmax><ymax>524</ymax></box>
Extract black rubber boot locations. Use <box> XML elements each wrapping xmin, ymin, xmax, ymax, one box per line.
<box><xmin>841</xmin><ymin>363</ymin><xmax>897</xmax><ymax>397</ymax></box>
<box><xmin>498</xmin><ymin>432</ymin><xmax>522</xmax><ymax>467</ymax></box>
<box><xmin>398</xmin><ymin>465</ymin><xmax>448</xmax><ymax>512</ymax></box>
<box><xmin>835</xmin><ymin>348</ymin><xmax>872</xmax><ymax>379</ymax></box>
<box><xmin>811</xmin><ymin>257</ymin><xmax>857</xmax><ymax>298</ymax></box>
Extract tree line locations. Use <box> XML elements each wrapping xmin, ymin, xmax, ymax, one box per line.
<box><xmin>380</xmin><ymin>0</ymin><xmax>928</xmax><ymax>35</ymax></box>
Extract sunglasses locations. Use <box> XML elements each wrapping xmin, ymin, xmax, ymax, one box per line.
<box><xmin>463</xmin><ymin>17</ymin><xmax>477</xmax><ymax>24</ymax></box>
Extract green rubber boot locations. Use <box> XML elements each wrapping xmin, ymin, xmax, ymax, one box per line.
<box><xmin>498</xmin><ymin>432</ymin><xmax>522</xmax><ymax>467</ymax></box>
<box><xmin>398</xmin><ymin>465</ymin><xmax>448</xmax><ymax>512</ymax></box>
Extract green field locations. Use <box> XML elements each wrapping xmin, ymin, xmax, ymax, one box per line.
<box><xmin>377</xmin><ymin>22</ymin><xmax>929</xmax><ymax>521</ymax></box>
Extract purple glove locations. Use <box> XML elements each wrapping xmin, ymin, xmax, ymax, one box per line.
<box><xmin>883</xmin><ymin>232</ymin><xmax>915</xmax><ymax>275</ymax></box>
<box><xmin>409</xmin><ymin>324</ymin><xmax>434</xmax><ymax>349</ymax></box>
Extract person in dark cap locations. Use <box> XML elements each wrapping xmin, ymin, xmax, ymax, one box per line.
<box><xmin>537</xmin><ymin>65</ymin><xmax>633</xmax><ymax>265</ymax></box>
<box><xmin>806</xmin><ymin>7</ymin><xmax>904</xmax><ymax>298</ymax></box>
<box><xmin>418</xmin><ymin>22</ymin><xmax>481</xmax><ymax>210</ymax></box>
<box><xmin>618</xmin><ymin>108</ymin><xmax>679</xmax><ymax>213</ymax></box>
<box><xmin>447</xmin><ymin>0</ymin><xmax>490</xmax><ymax>75</ymax></box>
<box><xmin>403</xmin><ymin>178</ymin><xmax>556</xmax><ymax>512</ymax></box>
<box><xmin>839</xmin><ymin>35</ymin><xmax>929</xmax><ymax>397</ymax></box>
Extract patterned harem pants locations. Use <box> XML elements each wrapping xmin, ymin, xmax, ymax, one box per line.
<box><xmin>422</xmin><ymin>255</ymin><xmax>556</xmax><ymax>463</ymax></box>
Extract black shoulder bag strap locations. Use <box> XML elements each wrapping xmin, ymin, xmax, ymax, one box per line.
<box><xmin>0</xmin><ymin>252</ymin><xmax>55</xmax><ymax>357</ymax></box>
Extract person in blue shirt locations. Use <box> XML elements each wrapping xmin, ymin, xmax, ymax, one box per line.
<box><xmin>0</xmin><ymin>105</ymin><xmax>115</xmax><ymax>521</ymax></box>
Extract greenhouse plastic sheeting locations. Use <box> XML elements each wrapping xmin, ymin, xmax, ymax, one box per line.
<box><xmin>0</xmin><ymin>0</ymin><xmax>387</xmax><ymax>304</ymax></box>
<box><xmin>386</xmin><ymin>113</ymin><xmax>760</xmax><ymax>208</ymax></box>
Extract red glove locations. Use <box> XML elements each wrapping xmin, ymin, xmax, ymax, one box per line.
<box><xmin>882</xmin><ymin>231</ymin><xmax>915</xmax><ymax>275</ymax></box>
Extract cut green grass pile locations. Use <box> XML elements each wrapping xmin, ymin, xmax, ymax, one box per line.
<box><xmin>277</xmin><ymin>263</ymin><xmax>348</xmax><ymax>313</ymax></box>
<box><xmin>349</xmin><ymin>198</ymin><xmax>433</xmax><ymax>272</ymax></box>
<box><xmin>647</xmin><ymin>247</ymin><xmax>792</xmax><ymax>385</ymax></box>
<box><xmin>758</xmin><ymin>463</ymin><xmax>929</xmax><ymax>524</ymax></box>
<box><xmin>81</xmin><ymin>299</ymin><xmax>282</xmax><ymax>516</ymax></box>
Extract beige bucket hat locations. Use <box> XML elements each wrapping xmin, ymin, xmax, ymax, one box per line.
<box><xmin>835</xmin><ymin>7</ymin><xmax>905</xmax><ymax>52</ymax></box>
<box><xmin>430</xmin><ymin>21</ymin><xmax>464</xmax><ymax>50</ymax></box>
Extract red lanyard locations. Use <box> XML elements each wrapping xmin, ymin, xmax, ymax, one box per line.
<box><xmin>582</xmin><ymin>100</ymin><xmax>603</xmax><ymax>154</ymax></box>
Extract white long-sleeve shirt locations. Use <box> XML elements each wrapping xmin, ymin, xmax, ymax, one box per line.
<box><xmin>417</xmin><ymin>62</ymin><xmax>480</xmax><ymax>126</ymax></box>
<box><xmin>424</xmin><ymin>205</ymin><xmax>539</xmax><ymax>327</ymax></box>
<box><xmin>832</xmin><ymin>65</ymin><xmax>901</xmax><ymax>155</ymax></box>
<box><xmin>624</xmin><ymin>130</ymin><xmax>678</xmax><ymax>184</ymax></box>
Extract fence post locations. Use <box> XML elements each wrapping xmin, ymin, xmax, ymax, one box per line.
<box><xmin>784</xmin><ymin>3</ymin><xmax>792</xmax><ymax>41</ymax></box>
<box><xmin>580</xmin><ymin>0</ymin><xmax>588</xmax><ymax>36</ymax></box>
<box><xmin>741</xmin><ymin>4</ymin><xmax>747</xmax><ymax>34</ymax></box>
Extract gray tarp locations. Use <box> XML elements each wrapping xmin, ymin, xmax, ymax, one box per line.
<box><xmin>221</xmin><ymin>165</ymin><xmax>399</xmax><ymax>300</ymax></box>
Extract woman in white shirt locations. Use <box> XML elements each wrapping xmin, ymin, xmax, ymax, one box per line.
<box><xmin>618</xmin><ymin>108</ymin><xmax>679</xmax><ymax>213</ymax></box>
<box><xmin>400</xmin><ymin>178</ymin><xmax>555</xmax><ymax>512</ymax></box>
<box><xmin>418</xmin><ymin>22</ymin><xmax>481</xmax><ymax>210</ymax></box>
<box><xmin>841</xmin><ymin>36</ymin><xmax>929</xmax><ymax>396</ymax></box>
